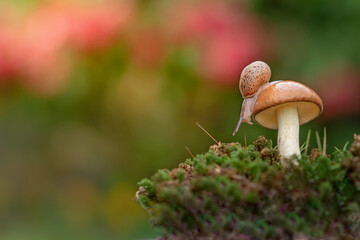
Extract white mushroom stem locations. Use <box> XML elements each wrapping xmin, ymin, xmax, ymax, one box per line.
<box><xmin>276</xmin><ymin>105</ymin><xmax>300</xmax><ymax>160</ymax></box>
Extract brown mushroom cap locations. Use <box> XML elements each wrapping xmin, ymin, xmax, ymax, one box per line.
<box><xmin>253</xmin><ymin>80</ymin><xmax>323</xmax><ymax>129</ymax></box>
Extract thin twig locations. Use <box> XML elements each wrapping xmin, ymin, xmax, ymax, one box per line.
<box><xmin>244</xmin><ymin>135</ymin><xmax>247</xmax><ymax>147</ymax></box>
<box><xmin>196</xmin><ymin>122</ymin><xmax>219</xmax><ymax>145</ymax></box>
<box><xmin>185</xmin><ymin>146</ymin><xmax>195</xmax><ymax>158</ymax></box>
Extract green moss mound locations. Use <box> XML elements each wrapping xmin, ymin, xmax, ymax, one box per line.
<box><xmin>136</xmin><ymin>135</ymin><xmax>360</xmax><ymax>240</ymax></box>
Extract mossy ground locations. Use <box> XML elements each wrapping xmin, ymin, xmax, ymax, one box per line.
<box><xmin>136</xmin><ymin>135</ymin><xmax>360</xmax><ymax>240</ymax></box>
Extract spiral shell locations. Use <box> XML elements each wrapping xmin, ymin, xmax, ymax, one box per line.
<box><xmin>239</xmin><ymin>61</ymin><xmax>271</xmax><ymax>98</ymax></box>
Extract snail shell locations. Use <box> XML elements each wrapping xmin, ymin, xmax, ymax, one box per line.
<box><xmin>239</xmin><ymin>61</ymin><xmax>271</xmax><ymax>98</ymax></box>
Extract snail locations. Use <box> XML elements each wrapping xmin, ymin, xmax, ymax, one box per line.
<box><xmin>233</xmin><ymin>61</ymin><xmax>272</xmax><ymax>135</ymax></box>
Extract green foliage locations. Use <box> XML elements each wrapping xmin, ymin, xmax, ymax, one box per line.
<box><xmin>136</xmin><ymin>135</ymin><xmax>360</xmax><ymax>239</ymax></box>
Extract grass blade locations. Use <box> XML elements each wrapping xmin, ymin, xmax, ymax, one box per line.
<box><xmin>322</xmin><ymin>127</ymin><xmax>327</xmax><ymax>156</ymax></box>
<box><xmin>300</xmin><ymin>141</ymin><xmax>307</xmax><ymax>152</ymax></box>
<box><xmin>315</xmin><ymin>131</ymin><xmax>322</xmax><ymax>154</ymax></box>
<box><xmin>304</xmin><ymin>129</ymin><xmax>312</xmax><ymax>156</ymax></box>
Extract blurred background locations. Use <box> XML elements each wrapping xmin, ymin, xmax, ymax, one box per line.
<box><xmin>0</xmin><ymin>0</ymin><xmax>359</xmax><ymax>239</ymax></box>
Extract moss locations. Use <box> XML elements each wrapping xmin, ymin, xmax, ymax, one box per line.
<box><xmin>136</xmin><ymin>134</ymin><xmax>360</xmax><ymax>239</ymax></box>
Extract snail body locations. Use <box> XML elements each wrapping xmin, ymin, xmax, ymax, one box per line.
<box><xmin>239</xmin><ymin>61</ymin><xmax>271</xmax><ymax>98</ymax></box>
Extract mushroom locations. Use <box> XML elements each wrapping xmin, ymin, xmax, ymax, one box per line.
<box><xmin>234</xmin><ymin>62</ymin><xmax>323</xmax><ymax>161</ymax></box>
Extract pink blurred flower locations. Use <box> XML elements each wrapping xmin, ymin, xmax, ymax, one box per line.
<box><xmin>0</xmin><ymin>29</ymin><xmax>17</xmax><ymax>81</ymax></box>
<box><xmin>166</xmin><ymin>0</ymin><xmax>233</xmax><ymax>42</ymax></box>
<box><xmin>23</xmin><ymin>4</ymin><xmax>70</xmax><ymax>52</ymax></box>
<box><xmin>167</xmin><ymin>1</ymin><xmax>272</xmax><ymax>85</ymax></box>
<box><xmin>200</xmin><ymin>31</ymin><xmax>261</xmax><ymax>84</ymax></box>
<box><xmin>316</xmin><ymin>67</ymin><xmax>360</xmax><ymax>119</ymax></box>
<box><xmin>7</xmin><ymin>4</ymin><xmax>72</xmax><ymax>95</ymax></box>
<box><xmin>25</xmin><ymin>1</ymin><xmax>134</xmax><ymax>51</ymax></box>
<box><xmin>0</xmin><ymin>5</ymin><xmax>20</xmax><ymax>82</ymax></box>
<box><xmin>126</xmin><ymin>27</ymin><xmax>166</xmax><ymax>68</ymax></box>
<box><xmin>16</xmin><ymin>45</ymin><xmax>72</xmax><ymax>96</ymax></box>
<box><xmin>66</xmin><ymin>1</ymin><xmax>134</xmax><ymax>51</ymax></box>
<box><xmin>0</xmin><ymin>0</ymin><xmax>134</xmax><ymax>95</ymax></box>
